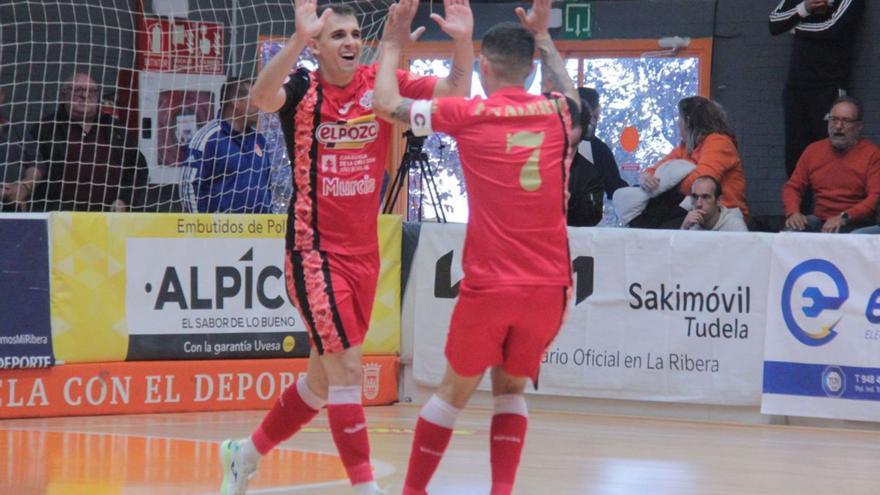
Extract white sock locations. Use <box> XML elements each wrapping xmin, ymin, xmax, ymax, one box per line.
<box><xmin>420</xmin><ymin>394</ymin><xmax>461</xmax><ymax>429</ymax></box>
<box><xmin>493</xmin><ymin>394</ymin><xmax>528</xmax><ymax>417</ymax></box>
<box><xmin>298</xmin><ymin>377</ymin><xmax>327</xmax><ymax>410</ymax></box>
<box><xmin>328</xmin><ymin>384</ymin><xmax>363</xmax><ymax>405</ymax></box>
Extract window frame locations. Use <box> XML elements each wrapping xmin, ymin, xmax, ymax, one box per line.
<box><xmin>393</xmin><ymin>37</ymin><xmax>713</xmax><ymax>219</ymax></box>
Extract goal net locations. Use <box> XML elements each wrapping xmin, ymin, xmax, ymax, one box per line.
<box><xmin>0</xmin><ymin>0</ymin><xmax>394</xmax><ymax>214</ymax></box>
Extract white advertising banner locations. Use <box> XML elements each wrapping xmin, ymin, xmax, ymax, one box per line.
<box><xmin>762</xmin><ymin>233</ymin><xmax>880</xmax><ymax>421</ymax></box>
<box><xmin>123</xmin><ymin>233</ymin><xmax>307</xmax><ymax>361</ymax></box>
<box><xmin>412</xmin><ymin>224</ymin><xmax>770</xmax><ymax>405</ymax></box>
<box><xmin>126</xmin><ymin>237</ymin><xmax>296</xmax><ymax>336</ymax></box>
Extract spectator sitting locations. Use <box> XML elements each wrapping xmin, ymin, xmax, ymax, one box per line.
<box><xmin>29</xmin><ymin>72</ymin><xmax>147</xmax><ymax>212</ymax></box>
<box><xmin>567</xmin><ymin>87</ymin><xmax>627</xmax><ymax>226</ymax></box>
<box><xmin>630</xmin><ymin>96</ymin><xmax>748</xmax><ymax>229</ymax></box>
<box><xmin>180</xmin><ymin>78</ymin><xmax>271</xmax><ymax>213</ymax></box>
<box><xmin>783</xmin><ymin>95</ymin><xmax>880</xmax><ymax>233</ymax></box>
<box><xmin>0</xmin><ymin>87</ymin><xmax>38</xmax><ymax>212</ymax></box>
<box><xmin>680</xmin><ymin>176</ymin><xmax>748</xmax><ymax>232</ymax></box>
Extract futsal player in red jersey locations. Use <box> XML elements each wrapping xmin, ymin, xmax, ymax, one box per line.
<box><xmin>218</xmin><ymin>1</ymin><xmax>473</xmax><ymax>494</ymax></box>
<box><xmin>374</xmin><ymin>0</ymin><xmax>579</xmax><ymax>493</ymax></box>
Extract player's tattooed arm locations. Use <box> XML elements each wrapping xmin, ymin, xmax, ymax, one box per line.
<box><xmin>432</xmin><ymin>0</ymin><xmax>474</xmax><ymax>97</ymax></box>
<box><xmin>515</xmin><ymin>0</ymin><xmax>579</xmax><ymax>109</ymax></box>
<box><xmin>374</xmin><ymin>0</ymin><xmax>414</xmax><ymax>122</ymax></box>
<box><xmin>390</xmin><ymin>98</ymin><xmax>415</xmax><ymax>125</ymax></box>
<box><xmin>536</xmin><ymin>36</ymin><xmax>577</xmax><ymax>104</ymax></box>
<box><xmin>443</xmin><ymin>64</ymin><xmax>469</xmax><ymax>94</ymax></box>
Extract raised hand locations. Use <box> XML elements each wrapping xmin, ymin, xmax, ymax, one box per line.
<box><xmin>382</xmin><ymin>0</ymin><xmax>422</xmax><ymax>48</ymax></box>
<box><xmin>515</xmin><ymin>0</ymin><xmax>551</xmax><ymax>37</ymax></box>
<box><xmin>431</xmin><ymin>0</ymin><xmax>473</xmax><ymax>42</ymax></box>
<box><xmin>294</xmin><ymin>0</ymin><xmax>331</xmax><ymax>40</ymax></box>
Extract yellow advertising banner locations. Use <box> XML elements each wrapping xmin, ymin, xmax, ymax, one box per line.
<box><xmin>50</xmin><ymin>213</ymin><xmax>401</xmax><ymax>363</ymax></box>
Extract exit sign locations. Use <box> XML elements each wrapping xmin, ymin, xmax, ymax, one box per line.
<box><xmin>562</xmin><ymin>2</ymin><xmax>592</xmax><ymax>40</ymax></box>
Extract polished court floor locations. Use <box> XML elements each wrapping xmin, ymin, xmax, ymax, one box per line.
<box><xmin>2</xmin><ymin>405</ymin><xmax>879</xmax><ymax>494</ymax></box>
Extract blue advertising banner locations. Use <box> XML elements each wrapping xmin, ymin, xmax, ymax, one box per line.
<box><xmin>0</xmin><ymin>214</ymin><xmax>54</xmax><ymax>368</ymax></box>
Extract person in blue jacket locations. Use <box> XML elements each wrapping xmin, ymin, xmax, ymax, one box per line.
<box><xmin>181</xmin><ymin>77</ymin><xmax>272</xmax><ymax>213</ymax></box>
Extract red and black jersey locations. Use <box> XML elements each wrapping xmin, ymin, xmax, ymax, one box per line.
<box><xmin>278</xmin><ymin>65</ymin><xmax>436</xmax><ymax>254</ymax></box>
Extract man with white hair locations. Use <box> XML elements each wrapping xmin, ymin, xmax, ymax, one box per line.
<box><xmin>783</xmin><ymin>96</ymin><xmax>880</xmax><ymax>233</ymax></box>
<box><xmin>29</xmin><ymin>72</ymin><xmax>147</xmax><ymax>211</ymax></box>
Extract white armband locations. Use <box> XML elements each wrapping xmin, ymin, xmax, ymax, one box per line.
<box><xmin>410</xmin><ymin>99</ymin><xmax>434</xmax><ymax>137</ymax></box>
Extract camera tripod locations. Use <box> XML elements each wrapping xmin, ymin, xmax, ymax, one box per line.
<box><xmin>382</xmin><ymin>130</ymin><xmax>447</xmax><ymax>223</ymax></box>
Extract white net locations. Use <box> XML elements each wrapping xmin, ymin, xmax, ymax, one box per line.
<box><xmin>0</xmin><ymin>0</ymin><xmax>393</xmax><ymax>213</ymax></box>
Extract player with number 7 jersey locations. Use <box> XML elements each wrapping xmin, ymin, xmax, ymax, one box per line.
<box><xmin>409</xmin><ymin>92</ymin><xmax>574</xmax><ymax>288</ymax></box>
<box><xmin>404</xmin><ymin>86</ymin><xmax>577</xmax><ymax>494</ymax></box>
<box><xmin>373</xmin><ymin>0</ymin><xmax>580</xmax><ymax>491</ymax></box>
<box><xmin>218</xmin><ymin>0</ymin><xmax>474</xmax><ymax>494</ymax></box>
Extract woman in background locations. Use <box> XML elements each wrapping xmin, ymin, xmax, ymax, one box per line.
<box><xmin>631</xmin><ymin>96</ymin><xmax>748</xmax><ymax>228</ymax></box>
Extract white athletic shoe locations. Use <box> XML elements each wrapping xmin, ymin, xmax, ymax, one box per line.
<box><xmin>219</xmin><ymin>438</ymin><xmax>259</xmax><ymax>495</ymax></box>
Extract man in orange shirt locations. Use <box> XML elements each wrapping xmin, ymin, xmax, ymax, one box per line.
<box><xmin>783</xmin><ymin>96</ymin><xmax>880</xmax><ymax>233</ymax></box>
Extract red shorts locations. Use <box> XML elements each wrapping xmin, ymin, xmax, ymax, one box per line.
<box><xmin>284</xmin><ymin>249</ymin><xmax>379</xmax><ymax>355</ymax></box>
<box><xmin>445</xmin><ymin>282</ymin><xmax>571</xmax><ymax>383</ymax></box>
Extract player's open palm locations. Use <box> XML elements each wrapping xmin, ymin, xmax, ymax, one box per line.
<box><xmin>432</xmin><ymin>0</ymin><xmax>473</xmax><ymax>41</ymax></box>
<box><xmin>515</xmin><ymin>0</ymin><xmax>551</xmax><ymax>36</ymax></box>
<box><xmin>294</xmin><ymin>0</ymin><xmax>330</xmax><ymax>39</ymax></box>
<box><xmin>383</xmin><ymin>0</ymin><xmax>421</xmax><ymax>47</ymax></box>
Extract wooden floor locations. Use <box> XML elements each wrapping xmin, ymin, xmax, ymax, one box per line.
<box><xmin>2</xmin><ymin>405</ymin><xmax>879</xmax><ymax>494</ymax></box>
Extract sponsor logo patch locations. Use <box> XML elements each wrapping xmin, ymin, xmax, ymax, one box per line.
<box><xmin>316</xmin><ymin>121</ymin><xmax>379</xmax><ymax>149</ymax></box>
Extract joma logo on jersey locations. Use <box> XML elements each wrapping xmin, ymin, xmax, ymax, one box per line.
<box><xmin>317</xmin><ymin>121</ymin><xmax>379</xmax><ymax>149</ymax></box>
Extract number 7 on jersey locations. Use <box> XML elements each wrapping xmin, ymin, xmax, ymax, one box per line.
<box><xmin>507</xmin><ymin>131</ymin><xmax>545</xmax><ymax>192</ymax></box>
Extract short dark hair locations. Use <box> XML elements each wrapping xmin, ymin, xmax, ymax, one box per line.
<box><xmin>576</xmin><ymin>96</ymin><xmax>593</xmax><ymax>136</ymax></box>
<box><xmin>320</xmin><ymin>3</ymin><xmax>357</xmax><ymax>18</ymax></box>
<box><xmin>577</xmin><ymin>87</ymin><xmax>599</xmax><ymax>110</ymax></box>
<box><xmin>830</xmin><ymin>95</ymin><xmax>863</xmax><ymax>121</ymax></box>
<box><xmin>481</xmin><ymin>22</ymin><xmax>535</xmax><ymax>82</ymax></box>
<box><xmin>693</xmin><ymin>175</ymin><xmax>722</xmax><ymax>198</ymax></box>
<box><xmin>221</xmin><ymin>77</ymin><xmax>251</xmax><ymax>109</ymax></box>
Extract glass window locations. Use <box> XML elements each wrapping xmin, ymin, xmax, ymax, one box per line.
<box><xmin>406</xmin><ymin>58</ymin><xmax>543</xmax><ymax>223</ymax></box>
<box><xmin>406</xmin><ymin>53</ymin><xmax>701</xmax><ymax>223</ymax></box>
<box><xmin>583</xmin><ymin>57</ymin><xmax>700</xmax><ymax>185</ymax></box>
<box><xmin>405</xmin><ymin>58</ymin><xmax>469</xmax><ymax>223</ymax></box>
